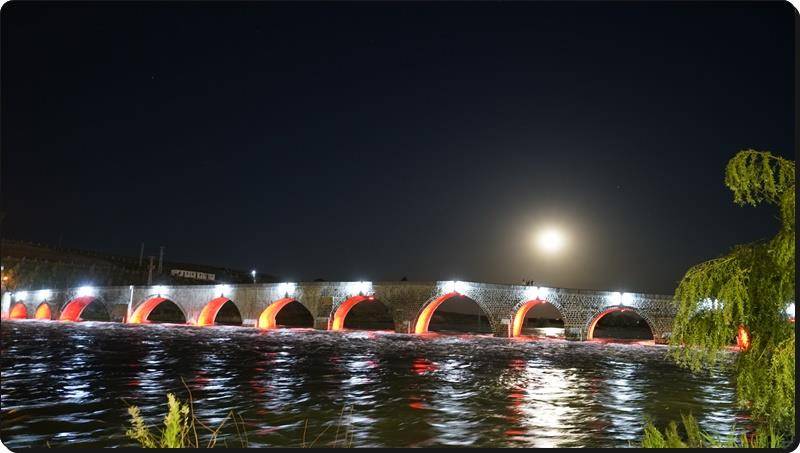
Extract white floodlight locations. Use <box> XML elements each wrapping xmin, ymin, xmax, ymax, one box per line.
<box><xmin>152</xmin><ymin>285</ymin><xmax>168</xmax><ymax>296</ymax></box>
<box><xmin>15</xmin><ymin>291</ymin><xmax>27</xmax><ymax>300</ymax></box>
<box><xmin>346</xmin><ymin>281</ymin><xmax>372</xmax><ymax>296</ymax></box>
<box><xmin>699</xmin><ymin>298</ymin><xmax>722</xmax><ymax>311</ymax></box>
<box><xmin>608</xmin><ymin>291</ymin><xmax>622</xmax><ymax>305</ymax></box>
<box><xmin>537</xmin><ymin>286</ymin><xmax>550</xmax><ymax>300</ymax></box>
<box><xmin>278</xmin><ymin>282</ymin><xmax>296</xmax><ymax>297</ymax></box>
<box><xmin>444</xmin><ymin>281</ymin><xmax>456</xmax><ymax>293</ymax></box>
<box><xmin>215</xmin><ymin>284</ymin><xmax>231</xmax><ymax>296</ymax></box>
<box><xmin>443</xmin><ymin>280</ymin><xmax>468</xmax><ymax>294</ymax></box>
<box><xmin>621</xmin><ymin>292</ymin><xmax>634</xmax><ymax>306</ymax></box>
<box><xmin>524</xmin><ymin>286</ymin><xmax>539</xmax><ymax>300</ymax></box>
<box><xmin>786</xmin><ymin>303</ymin><xmax>795</xmax><ymax>318</ymax></box>
<box><xmin>76</xmin><ymin>286</ymin><xmax>95</xmax><ymax>298</ymax></box>
<box><xmin>37</xmin><ymin>289</ymin><xmax>52</xmax><ymax>301</ymax></box>
<box><xmin>454</xmin><ymin>281</ymin><xmax>469</xmax><ymax>293</ymax></box>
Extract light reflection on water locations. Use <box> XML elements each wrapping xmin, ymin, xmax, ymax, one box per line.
<box><xmin>1</xmin><ymin>320</ymin><xmax>746</xmax><ymax>448</ymax></box>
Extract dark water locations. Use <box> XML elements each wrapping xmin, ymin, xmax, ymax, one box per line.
<box><xmin>1</xmin><ymin>320</ymin><xmax>747</xmax><ymax>448</ymax></box>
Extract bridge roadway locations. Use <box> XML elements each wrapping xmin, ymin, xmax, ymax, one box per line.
<box><xmin>0</xmin><ymin>281</ymin><xmax>677</xmax><ymax>342</ymax></box>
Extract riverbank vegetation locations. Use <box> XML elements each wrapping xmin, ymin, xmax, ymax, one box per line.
<box><xmin>643</xmin><ymin>150</ymin><xmax>795</xmax><ymax>448</ymax></box>
<box><xmin>125</xmin><ymin>380</ymin><xmax>355</xmax><ymax>448</ymax></box>
<box><xmin>126</xmin><ymin>392</ymin><xmax>249</xmax><ymax>448</ymax></box>
<box><xmin>642</xmin><ymin>413</ymin><xmax>785</xmax><ymax>448</ymax></box>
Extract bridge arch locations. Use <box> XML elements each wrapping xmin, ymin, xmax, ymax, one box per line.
<box><xmin>197</xmin><ymin>297</ymin><xmax>242</xmax><ymax>326</ymax></box>
<box><xmin>257</xmin><ymin>298</ymin><xmax>314</xmax><ymax>329</ymax></box>
<box><xmin>60</xmin><ymin>296</ymin><xmax>111</xmax><ymax>321</ymax></box>
<box><xmin>331</xmin><ymin>295</ymin><xmax>389</xmax><ymax>331</ymax></box>
<box><xmin>511</xmin><ymin>299</ymin><xmax>566</xmax><ymax>337</ymax></box>
<box><xmin>129</xmin><ymin>297</ymin><xmax>187</xmax><ymax>324</ymax></box>
<box><xmin>414</xmin><ymin>292</ymin><xmax>494</xmax><ymax>334</ymax></box>
<box><xmin>586</xmin><ymin>305</ymin><xmax>655</xmax><ymax>340</ymax></box>
<box><xmin>9</xmin><ymin>303</ymin><xmax>27</xmax><ymax>319</ymax></box>
<box><xmin>35</xmin><ymin>303</ymin><xmax>53</xmax><ymax>320</ymax></box>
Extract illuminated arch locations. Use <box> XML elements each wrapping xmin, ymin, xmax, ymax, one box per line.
<box><xmin>60</xmin><ymin>296</ymin><xmax>108</xmax><ymax>321</ymax></box>
<box><xmin>9</xmin><ymin>303</ymin><xmax>27</xmax><ymax>319</ymax></box>
<box><xmin>197</xmin><ymin>297</ymin><xmax>241</xmax><ymax>326</ymax></box>
<box><xmin>258</xmin><ymin>298</ymin><xmax>305</xmax><ymax>329</ymax></box>
<box><xmin>129</xmin><ymin>297</ymin><xmax>186</xmax><ymax>324</ymax></box>
<box><xmin>586</xmin><ymin>306</ymin><xmax>654</xmax><ymax>340</ymax></box>
<box><xmin>413</xmin><ymin>291</ymin><xmax>465</xmax><ymax>334</ymax></box>
<box><xmin>511</xmin><ymin>299</ymin><xmax>565</xmax><ymax>337</ymax></box>
<box><xmin>35</xmin><ymin>303</ymin><xmax>52</xmax><ymax>320</ymax></box>
<box><xmin>331</xmin><ymin>295</ymin><xmax>382</xmax><ymax>331</ymax></box>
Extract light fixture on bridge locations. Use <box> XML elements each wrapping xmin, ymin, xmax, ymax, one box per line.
<box><xmin>278</xmin><ymin>282</ymin><xmax>296</xmax><ymax>297</ymax></box>
<box><xmin>786</xmin><ymin>302</ymin><xmax>795</xmax><ymax>319</ymax></box>
<box><xmin>698</xmin><ymin>298</ymin><xmax>722</xmax><ymax>311</ymax></box>
<box><xmin>608</xmin><ymin>292</ymin><xmax>622</xmax><ymax>305</ymax></box>
<box><xmin>346</xmin><ymin>281</ymin><xmax>372</xmax><ymax>297</ymax></box>
<box><xmin>454</xmin><ymin>281</ymin><xmax>468</xmax><ymax>293</ymax></box>
<box><xmin>621</xmin><ymin>292</ymin><xmax>634</xmax><ymax>306</ymax></box>
<box><xmin>524</xmin><ymin>285</ymin><xmax>539</xmax><ymax>300</ymax></box>
<box><xmin>152</xmin><ymin>285</ymin><xmax>168</xmax><ymax>296</ymax></box>
<box><xmin>14</xmin><ymin>291</ymin><xmax>27</xmax><ymax>301</ymax></box>
<box><xmin>215</xmin><ymin>284</ymin><xmax>231</xmax><ymax>297</ymax></box>
<box><xmin>537</xmin><ymin>286</ymin><xmax>550</xmax><ymax>300</ymax></box>
<box><xmin>76</xmin><ymin>286</ymin><xmax>95</xmax><ymax>298</ymax></box>
<box><xmin>444</xmin><ymin>280</ymin><xmax>468</xmax><ymax>294</ymax></box>
<box><xmin>37</xmin><ymin>289</ymin><xmax>52</xmax><ymax>301</ymax></box>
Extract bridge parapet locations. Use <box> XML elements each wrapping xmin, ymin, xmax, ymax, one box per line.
<box><xmin>1</xmin><ymin>281</ymin><xmax>677</xmax><ymax>342</ymax></box>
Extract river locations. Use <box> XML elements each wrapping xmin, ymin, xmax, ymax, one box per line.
<box><xmin>0</xmin><ymin>320</ymin><xmax>747</xmax><ymax>448</ymax></box>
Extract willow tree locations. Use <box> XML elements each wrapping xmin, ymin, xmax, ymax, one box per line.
<box><xmin>668</xmin><ymin>150</ymin><xmax>795</xmax><ymax>437</ymax></box>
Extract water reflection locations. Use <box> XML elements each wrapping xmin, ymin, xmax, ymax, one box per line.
<box><xmin>1</xmin><ymin>320</ymin><xmax>746</xmax><ymax>448</ymax></box>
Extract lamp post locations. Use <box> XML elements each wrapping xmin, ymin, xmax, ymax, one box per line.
<box><xmin>251</xmin><ymin>270</ymin><xmax>257</xmax><ymax>284</ymax></box>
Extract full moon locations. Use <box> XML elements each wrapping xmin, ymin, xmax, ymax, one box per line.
<box><xmin>536</xmin><ymin>228</ymin><xmax>566</xmax><ymax>253</ymax></box>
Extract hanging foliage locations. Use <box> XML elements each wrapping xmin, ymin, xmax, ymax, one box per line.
<box><xmin>667</xmin><ymin>150</ymin><xmax>795</xmax><ymax>436</ymax></box>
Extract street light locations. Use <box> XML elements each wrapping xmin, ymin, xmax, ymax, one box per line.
<box><xmin>251</xmin><ymin>270</ymin><xmax>256</xmax><ymax>284</ymax></box>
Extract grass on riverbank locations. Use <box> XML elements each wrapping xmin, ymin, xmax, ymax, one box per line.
<box><xmin>124</xmin><ymin>379</ymin><xmax>355</xmax><ymax>448</ymax></box>
<box><xmin>641</xmin><ymin>413</ymin><xmax>785</xmax><ymax>448</ymax></box>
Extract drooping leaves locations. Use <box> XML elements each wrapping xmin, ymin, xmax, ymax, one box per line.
<box><xmin>668</xmin><ymin>150</ymin><xmax>795</xmax><ymax>435</ymax></box>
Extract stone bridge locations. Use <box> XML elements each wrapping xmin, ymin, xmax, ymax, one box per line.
<box><xmin>0</xmin><ymin>281</ymin><xmax>677</xmax><ymax>343</ymax></box>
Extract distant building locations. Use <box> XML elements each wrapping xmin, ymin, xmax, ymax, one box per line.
<box><xmin>0</xmin><ymin>239</ymin><xmax>276</xmax><ymax>291</ymax></box>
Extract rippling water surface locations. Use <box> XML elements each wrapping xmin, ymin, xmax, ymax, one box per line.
<box><xmin>1</xmin><ymin>320</ymin><xmax>746</xmax><ymax>448</ymax></box>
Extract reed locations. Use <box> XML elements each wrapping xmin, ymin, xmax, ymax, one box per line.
<box><xmin>641</xmin><ymin>413</ymin><xmax>785</xmax><ymax>448</ymax></box>
<box><xmin>124</xmin><ymin>378</ymin><xmax>355</xmax><ymax>448</ymax></box>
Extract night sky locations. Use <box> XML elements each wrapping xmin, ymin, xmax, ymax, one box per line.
<box><xmin>1</xmin><ymin>2</ymin><xmax>795</xmax><ymax>294</ymax></box>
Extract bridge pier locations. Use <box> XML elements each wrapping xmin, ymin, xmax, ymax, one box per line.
<box><xmin>313</xmin><ymin>317</ymin><xmax>329</xmax><ymax>330</ymax></box>
<box><xmin>653</xmin><ymin>331</ymin><xmax>670</xmax><ymax>344</ymax></box>
<box><xmin>393</xmin><ymin>319</ymin><xmax>413</xmax><ymax>334</ymax></box>
<box><xmin>564</xmin><ymin>325</ymin><xmax>587</xmax><ymax>341</ymax></box>
<box><xmin>492</xmin><ymin>319</ymin><xmax>512</xmax><ymax>337</ymax></box>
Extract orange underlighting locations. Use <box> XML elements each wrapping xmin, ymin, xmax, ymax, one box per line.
<box><xmin>511</xmin><ymin>299</ymin><xmax>547</xmax><ymax>337</ymax></box>
<box><xmin>128</xmin><ymin>297</ymin><xmax>169</xmax><ymax>324</ymax></box>
<box><xmin>35</xmin><ymin>303</ymin><xmax>51</xmax><ymax>320</ymax></box>
<box><xmin>413</xmin><ymin>292</ymin><xmax>459</xmax><ymax>334</ymax></box>
<box><xmin>257</xmin><ymin>298</ymin><xmax>296</xmax><ymax>329</ymax></box>
<box><xmin>586</xmin><ymin>306</ymin><xmax>652</xmax><ymax>340</ymax></box>
<box><xmin>197</xmin><ymin>297</ymin><xmax>232</xmax><ymax>326</ymax></box>
<box><xmin>9</xmin><ymin>303</ymin><xmax>27</xmax><ymax>319</ymax></box>
<box><xmin>59</xmin><ymin>296</ymin><xmax>95</xmax><ymax>321</ymax></box>
<box><xmin>331</xmin><ymin>295</ymin><xmax>371</xmax><ymax>330</ymax></box>
<box><xmin>736</xmin><ymin>324</ymin><xmax>751</xmax><ymax>351</ymax></box>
